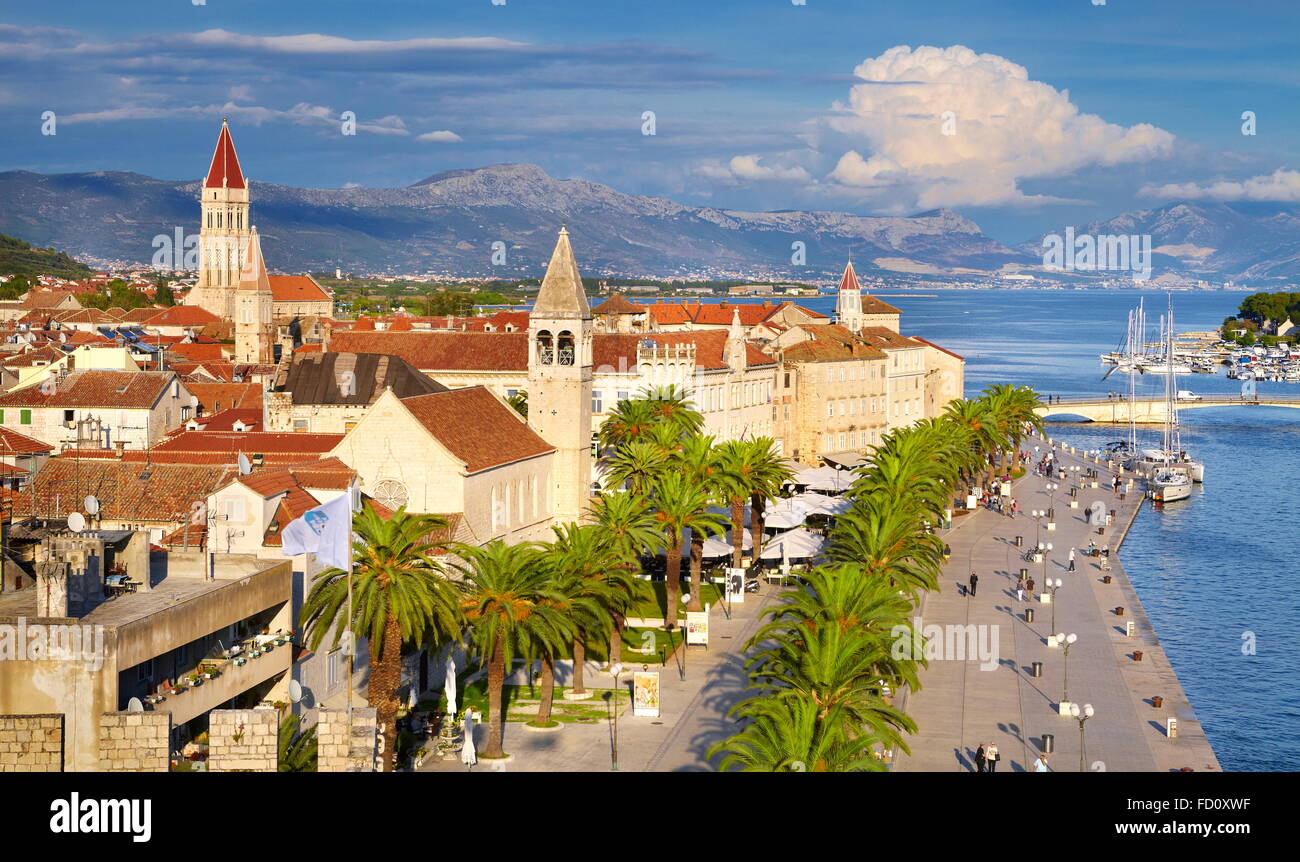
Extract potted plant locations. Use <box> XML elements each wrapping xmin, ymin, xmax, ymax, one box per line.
<box><xmin>188</xmin><ymin>673</ymin><xmax>202</xmax><ymax>688</ymax></box>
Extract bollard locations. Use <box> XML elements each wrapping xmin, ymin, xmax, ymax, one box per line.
<box><xmin>1042</xmin><ymin>733</ymin><xmax>1055</xmax><ymax>754</ymax></box>
<box><xmin>1102</xmin><ymin>575</ymin><xmax>1112</xmax><ymax>584</ymax></box>
<box><xmin>1114</xmin><ymin>606</ymin><xmax>1125</xmax><ymax>616</ymax></box>
<box><xmin>1025</xmin><ymin>608</ymin><xmax>1035</xmax><ymax>623</ymax></box>
<box><xmin>1031</xmin><ymin>661</ymin><xmax>1043</xmax><ymax>678</ymax></box>
<box><xmin>1133</xmin><ymin>650</ymin><xmax>1143</xmax><ymax>662</ymax></box>
<box><xmin>1015</xmin><ymin>535</ymin><xmax>1023</xmax><ymax>547</ymax></box>
<box><xmin>1152</xmin><ymin>696</ymin><xmax>1163</xmax><ymax>709</ymax></box>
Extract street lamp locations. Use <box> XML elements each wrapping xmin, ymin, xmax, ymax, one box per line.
<box><xmin>1057</xmin><ymin>631</ymin><xmax>1078</xmax><ymax>709</ymax></box>
<box><xmin>1031</xmin><ymin>509</ymin><xmax>1046</xmax><ymax>547</ymax></box>
<box><xmin>1046</xmin><ymin>578</ymin><xmax>1063</xmax><ymax>632</ymax></box>
<box><xmin>1045</xmin><ymin>482</ymin><xmax>1059</xmax><ymax>524</ymax></box>
<box><xmin>1042</xmin><ymin>542</ymin><xmax>1053</xmax><ymax>585</ymax></box>
<box><xmin>608</xmin><ymin>662</ymin><xmax>623</xmax><ymax>771</ymax></box>
<box><xmin>1070</xmin><ymin>702</ymin><xmax>1095</xmax><ymax>772</ymax></box>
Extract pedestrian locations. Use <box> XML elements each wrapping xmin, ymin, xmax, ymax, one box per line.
<box><xmin>1025</xmin><ymin>577</ymin><xmax>1035</xmax><ymax>599</ymax></box>
<box><xmin>968</xmin><ymin>572</ymin><xmax>979</xmax><ymax>597</ymax></box>
<box><xmin>461</xmin><ymin>709</ymin><xmax>478</xmax><ymax>768</ymax></box>
<box><xmin>942</xmin><ymin>543</ymin><xmax>951</xmax><ymax>563</ymax></box>
<box><xmin>1010</xmin><ymin>499</ymin><xmax>1019</xmax><ymax>519</ymax></box>
<box><xmin>1033</xmin><ymin>752</ymin><xmax>1051</xmax><ymax>772</ymax></box>
<box><xmin>1067</xmin><ymin>547</ymin><xmax>1076</xmax><ymax>572</ymax></box>
<box><xmin>1016</xmin><ymin>579</ymin><xmax>1024</xmax><ymax>602</ymax></box>
<box><xmin>986</xmin><ymin>743</ymin><xmax>1000</xmax><ymax>772</ymax></box>
<box><xmin>975</xmin><ymin>744</ymin><xmax>987</xmax><ymax>773</ymax></box>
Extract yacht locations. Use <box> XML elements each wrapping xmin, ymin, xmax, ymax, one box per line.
<box><xmin>1149</xmin><ymin>469</ymin><xmax>1192</xmax><ymax>503</ymax></box>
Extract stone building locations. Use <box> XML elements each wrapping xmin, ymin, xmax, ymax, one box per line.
<box><xmin>264</xmin><ymin>351</ymin><xmax>446</xmax><ymax>434</ymax></box>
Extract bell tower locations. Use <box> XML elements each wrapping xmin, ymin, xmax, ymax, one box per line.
<box><xmin>235</xmin><ymin>226</ymin><xmax>275</xmax><ymax>365</ymax></box>
<box><xmin>189</xmin><ymin>118</ymin><xmax>250</xmax><ymax>320</ymax></box>
<box><xmin>527</xmin><ymin>227</ymin><xmax>593</xmax><ymax>523</ymax></box>
<box><xmin>835</xmin><ymin>259</ymin><xmax>864</xmax><ymax>332</ymax></box>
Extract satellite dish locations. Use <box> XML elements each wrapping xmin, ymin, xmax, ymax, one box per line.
<box><xmin>127</xmin><ymin>697</ymin><xmax>145</xmax><ymax>713</ymax></box>
<box><xmin>190</xmin><ymin>394</ymin><xmax>199</xmax><ymax>408</ymax></box>
<box><xmin>237</xmin><ymin>453</ymin><xmax>252</xmax><ymax>475</ymax></box>
<box><xmin>288</xmin><ymin>680</ymin><xmax>303</xmax><ymax>704</ymax></box>
<box><xmin>66</xmin><ymin>511</ymin><xmax>86</xmax><ymax>532</ymax></box>
<box><xmin>84</xmin><ymin>495</ymin><xmax>100</xmax><ymax>515</ymax></box>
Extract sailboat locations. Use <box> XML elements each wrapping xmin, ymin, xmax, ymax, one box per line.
<box><xmin>1147</xmin><ymin>299</ymin><xmax>1201</xmax><ymax>502</ymax></box>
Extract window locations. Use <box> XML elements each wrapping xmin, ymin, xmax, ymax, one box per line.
<box><xmin>556</xmin><ymin>331</ymin><xmax>575</xmax><ymax>366</ymax></box>
<box><xmin>328</xmin><ymin>650</ymin><xmax>341</xmax><ymax>688</ymax></box>
<box><xmin>784</xmin><ymin>372</ymin><xmax>791</xmax><ymax>388</ymax></box>
<box><xmin>63</xmin><ymin>409</ymin><xmax>75</xmax><ymax>426</ymax></box>
<box><xmin>20</xmin><ymin>409</ymin><xmax>31</xmax><ymax>425</ymax></box>
<box><xmin>617</xmin><ymin>390</ymin><xmax>629</xmax><ymax>402</ymax></box>
<box><xmin>181</xmin><ymin>406</ymin><xmax>192</xmax><ymax>422</ymax></box>
<box><xmin>536</xmin><ymin>330</ymin><xmax>554</xmax><ymax>365</ymax></box>
<box><xmin>293</xmin><ymin>419</ymin><xmax>310</xmax><ymax>432</ymax></box>
<box><xmin>506</xmin><ymin>389</ymin><xmax>518</xmax><ymax>400</ymax></box>
<box><xmin>826</xmin><ymin>403</ymin><xmax>834</xmax><ymax>418</ymax></box>
<box><xmin>0</xmin><ymin>409</ymin><xmax>5</xmax><ymax>423</ymax></box>
<box><xmin>592</xmin><ymin>391</ymin><xmax>603</xmax><ymax>413</ymax></box>
<box><xmin>224</xmin><ymin>498</ymin><xmax>246</xmax><ymax>521</ymax></box>
<box><xmin>136</xmin><ymin>659</ymin><xmax>153</xmax><ymax>682</ymax></box>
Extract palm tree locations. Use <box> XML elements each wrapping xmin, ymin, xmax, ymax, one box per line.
<box><xmin>740</xmin><ymin>437</ymin><xmax>795</xmax><ymax>564</ymax></box>
<box><xmin>638</xmin><ymin>384</ymin><xmax>704</xmax><ymax>438</ymax></box>
<box><xmin>672</xmin><ymin>434</ymin><xmax>725</xmax><ymax>611</ymax></box>
<box><xmin>604</xmin><ymin>439</ymin><xmax>669</xmax><ymax>494</ymax></box>
<box><xmin>708</xmin><ymin>694</ymin><xmax>885</xmax><ymax>772</ymax></box>
<box><xmin>828</xmin><ymin>492</ymin><xmax>944</xmax><ymax>596</ymax></box>
<box><xmin>277</xmin><ymin>713</ymin><xmax>318</xmax><ymax>772</ymax></box>
<box><xmin>545</xmin><ymin>523</ymin><xmax>629</xmax><ymax>698</ymax></box>
<box><xmin>587</xmin><ymin>491</ymin><xmax>664</xmax><ymax>663</ymax></box>
<box><xmin>299</xmin><ymin>507</ymin><xmax>461</xmax><ymax>772</ymax></box>
<box><xmin>651</xmin><ymin>472</ymin><xmax>726</xmax><ymax>624</ymax></box>
<box><xmin>598</xmin><ymin>398</ymin><xmax>658</xmax><ymax>451</ymax></box>
<box><xmin>452</xmin><ymin>540</ymin><xmax>574</xmax><ymax>759</ymax></box>
<box><xmin>983</xmin><ymin>384</ymin><xmax>1043</xmax><ymax>471</ymax></box>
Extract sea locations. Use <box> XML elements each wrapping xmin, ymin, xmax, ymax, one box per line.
<box><xmin>714</xmin><ymin>288</ymin><xmax>1299</xmax><ymax>772</ymax></box>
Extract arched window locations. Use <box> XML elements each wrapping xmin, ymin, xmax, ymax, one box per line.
<box><xmin>557</xmin><ymin>331</ymin><xmax>575</xmax><ymax>366</ymax></box>
<box><xmin>536</xmin><ymin>330</ymin><xmax>554</xmax><ymax>365</ymax></box>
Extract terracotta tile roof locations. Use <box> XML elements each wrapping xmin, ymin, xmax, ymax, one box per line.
<box><xmin>204</xmin><ymin>121</ymin><xmax>246</xmax><ymax>190</ymax></box>
<box><xmin>268</xmin><ymin>275</ymin><xmax>331</xmax><ymax>304</ymax></box>
<box><xmin>780</xmin><ymin>325</ymin><xmax>888</xmax><ymax>362</ymax></box>
<box><xmin>294</xmin><ymin>343</ymin><xmax>323</xmax><ymax>354</ymax></box>
<box><xmin>10</xmin><ymin>459</ymin><xmax>235</xmax><ymax>523</ymax></box>
<box><xmin>167</xmin><ymin>342</ymin><xmax>227</xmax><ymax>362</ymax></box>
<box><xmin>150</xmin><ymin>430</ymin><xmax>344</xmax><ymax>457</ymax></box>
<box><xmin>590</xmin><ymin>331</ymin><xmax>774</xmax><ymax>372</ymax></box>
<box><xmin>0</xmin><ymin>370</ymin><xmax>178</xmax><ymax>409</ymax></box>
<box><xmin>645</xmin><ymin>303</ymin><xmax>692</xmax><ymax>325</ymax></box>
<box><xmin>0</xmin><ymin>344</ymin><xmax>64</xmax><ymax>369</ymax></box>
<box><xmin>118</xmin><ymin>308</ymin><xmax>160</xmax><ymax>324</ymax></box>
<box><xmin>909</xmin><ymin>335</ymin><xmax>965</xmax><ymax>361</ymax></box>
<box><xmin>857</xmin><ymin>326</ymin><xmax>919</xmax><ymax>350</ymax></box>
<box><xmin>142</xmin><ymin>306</ymin><xmax>222</xmax><ymax>328</ymax></box>
<box><xmin>400</xmin><ymin>386</ymin><xmax>554</xmax><ymax>473</ymax></box>
<box><xmin>688</xmin><ymin>301</ymin><xmax>782</xmax><ymax>326</ymax></box>
<box><xmin>159</xmin><ymin>522</ymin><xmax>207</xmax><ymax>550</ymax></box>
<box><xmin>592</xmin><ymin>293</ymin><xmax>644</xmax><ymax>314</ymax></box>
<box><xmin>860</xmin><ymin>295</ymin><xmax>902</xmax><ymax>315</ymax></box>
<box><xmin>21</xmin><ymin>290</ymin><xmax>82</xmax><ymax>310</ymax></box>
<box><xmin>187</xmin><ymin>382</ymin><xmax>263</xmax><ymax>413</ymax></box>
<box><xmin>188</xmin><ymin>408</ymin><xmax>262</xmax><ymax>431</ymax></box>
<box><xmin>329</xmin><ymin>331</ymin><xmax>529</xmax><ymax>372</ymax></box>
<box><xmin>0</xmin><ymin>426</ymin><xmax>54</xmax><ymax>455</ymax></box>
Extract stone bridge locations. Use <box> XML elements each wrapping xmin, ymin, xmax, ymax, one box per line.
<box><xmin>1036</xmin><ymin>395</ymin><xmax>1300</xmax><ymax>423</ymax></box>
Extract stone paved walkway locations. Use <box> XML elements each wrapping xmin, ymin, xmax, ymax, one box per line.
<box><xmin>893</xmin><ymin>431</ymin><xmax>1220</xmax><ymax>773</ymax></box>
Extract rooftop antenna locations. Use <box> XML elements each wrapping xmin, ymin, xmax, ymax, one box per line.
<box><xmin>66</xmin><ymin>510</ymin><xmax>86</xmax><ymax>533</ymax></box>
<box><xmin>237</xmin><ymin>453</ymin><xmax>252</xmax><ymax>475</ymax></box>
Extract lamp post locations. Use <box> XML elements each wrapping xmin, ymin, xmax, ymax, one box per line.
<box><xmin>1031</xmin><ymin>509</ymin><xmax>1046</xmax><ymax>548</ymax></box>
<box><xmin>1045</xmin><ymin>482</ymin><xmax>1059</xmax><ymax>525</ymax></box>
<box><xmin>1042</xmin><ymin>542</ymin><xmax>1053</xmax><ymax>586</ymax></box>
<box><xmin>1070</xmin><ymin>702</ymin><xmax>1095</xmax><ymax>772</ymax></box>
<box><xmin>608</xmin><ymin>662</ymin><xmax>623</xmax><ymax>771</ymax></box>
<box><xmin>1057</xmin><ymin>631</ymin><xmax>1078</xmax><ymax>708</ymax></box>
<box><xmin>1046</xmin><ymin>578</ymin><xmax>1063</xmax><ymax>632</ymax></box>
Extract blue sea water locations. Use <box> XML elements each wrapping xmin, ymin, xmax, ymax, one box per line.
<box><xmin>730</xmin><ymin>288</ymin><xmax>1298</xmax><ymax>772</ymax></box>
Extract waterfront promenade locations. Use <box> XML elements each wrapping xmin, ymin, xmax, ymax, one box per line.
<box><xmin>893</xmin><ymin>433</ymin><xmax>1221</xmax><ymax>772</ymax></box>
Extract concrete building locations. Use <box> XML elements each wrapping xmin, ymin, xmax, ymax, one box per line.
<box><xmin>0</xmin><ymin>531</ymin><xmax>292</xmax><ymax>771</ymax></box>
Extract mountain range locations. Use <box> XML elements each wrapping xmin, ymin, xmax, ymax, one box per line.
<box><xmin>0</xmin><ymin>163</ymin><xmax>1294</xmax><ymax>282</ymax></box>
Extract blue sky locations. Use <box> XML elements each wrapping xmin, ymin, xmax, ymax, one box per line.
<box><xmin>1</xmin><ymin>0</ymin><xmax>1297</xmax><ymax>241</ymax></box>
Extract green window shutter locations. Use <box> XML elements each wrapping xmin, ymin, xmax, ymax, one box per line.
<box><xmin>0</xmin><ymin>409</ymin><xmax>5</xmax><ymax>423</ymax></box>
<box><xmin>20</xmin><ymin>409</ymin><xmax>31</xmax><ymax>425</ymax></box>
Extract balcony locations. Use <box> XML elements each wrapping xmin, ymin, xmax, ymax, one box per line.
<box><xmin>150</xmin><ymin>640</ymin><xmax>291</xmax><ymax>726</ymax></box>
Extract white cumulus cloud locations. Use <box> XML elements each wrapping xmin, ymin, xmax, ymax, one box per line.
<box><xmin>696</xmin><ymin>154</ymin><xmax>811</xmax><ymax>184</ymax></box>
<box><xmin>1140</xmin><ymin>168</ymin><xmax>1300</xmax><ymax>202</ymax></box>
<box><xmin>824</xmin><ymin>45</ymin><xmax>1175</xmax><ymax>209</ymax></box>
<box><xmin>416</xmin><ymin>130</ymin><xmax>462</xmax><ymax>143</ymax></box>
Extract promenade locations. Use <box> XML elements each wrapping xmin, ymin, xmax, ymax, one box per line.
<box><xmin>419</xmin><ymin>587</ymin><xmax>775</xmax><ymax>773</ymax></box>
<box><xmin>893</xmin><ymin>432</ymin><xmax>1221</xmax><ymax>773</ymax></box>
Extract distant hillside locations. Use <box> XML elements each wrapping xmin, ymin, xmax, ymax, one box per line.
<box><xmin>0</xmin><ymin>232</ymin><xmax>92</xmax><ymax>279</ymax></box>
<box><xmin>0</xmin><ymin>164</ymin><xmax>1030</xmax><ymax>279</ymax></box>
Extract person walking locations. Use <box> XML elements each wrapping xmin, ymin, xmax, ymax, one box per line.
<box><xmin>1067</xmin><ymin>547</ymin><xmax>1077</xmax><ymax>572</ymax></box>
<box><xmin>1025</xmin><ymin>577</ymin><xmax>1035</xmax><ymax>600</ymax></box>
<box><xmin>1010</xmin><ymin>499</ymin><xmax>1019</xmax><ymax>519</ymax></box>
<box><xmin>986</xmin><ymin>742</ymin><xmax>1000</xmax><ymax>772</ymax></box>
<box><xmin>1033</xmin><ymin>752</ymin><xmax>1051</xmax><ymax>772</ymax></box>
<box><xmin>968</xmin><ymin>572</ymin><xmax>979</xmax><ymax>597</ymax></box>
<box><xmin>975</xmin><ymin>744</ymin><xmax>987</xmax><ymax>773</ymax></box>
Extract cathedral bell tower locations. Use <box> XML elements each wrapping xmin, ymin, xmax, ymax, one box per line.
<box><xmin>527</xmin><ymin>227</ymin><xmax>593</xmax><ymax>523</ymax></box>
<box><xmin>189</xmin><ymin>119</ymin><xmax>250</xmax><ymax>320</ymax></box>
<box><xmin>834</xmin><ymin>259</ymin><xmax>864</xmax><ymax>333</ymax></box>
<box><xmin>235</xmin><ymin>226</ymin><xmax>275</xmax><ymax>366</ymax></box>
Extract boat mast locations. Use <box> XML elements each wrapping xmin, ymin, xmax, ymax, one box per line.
<box><xmin>1166</xmin><ymin>294</ymin><xmax>1182</xmax><ymax>461</ymax></box>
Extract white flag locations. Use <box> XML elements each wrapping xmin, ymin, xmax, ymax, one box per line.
<box><xmin>281</xmin><ymin>492</ymin><xmax>354</xmax><ymax>571</ymax></box>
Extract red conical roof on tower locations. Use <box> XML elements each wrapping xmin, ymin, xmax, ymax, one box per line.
<box><xmin>204</xmin><ymin>119</ymin><xmax>246</xmax><ymax>190</ymax></box>
<box><xmin>838</xmin><ymin>259</ymin><xmax>860</xmax><ymax>294</ymax></box>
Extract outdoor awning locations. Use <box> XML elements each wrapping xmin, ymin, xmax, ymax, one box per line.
<box><xmin>762</xmin><ymin>498</ymin><xmax>810</xmax><ymax>529</ymax></box>
<box><xmin>760</xmin><ymin>528</ymin><xmax>827</xmax><ymax>561</ymax></box>
<box><xmin>698</xmin><ymin>530</ymin><xmax>753</xmax><ymax>557</ymax></box>
<box><xmin>821</xmin><ymin>451</ymin><xmax>868</xmax><ymax>470</ymax></box>
<box><xmin>802</xmin><ymin>467</ymin><xmax>854</xmax><ymax>493</ymax></box>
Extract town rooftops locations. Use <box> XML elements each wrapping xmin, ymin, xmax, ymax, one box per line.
<box><xmin>0</xmin><ymin>426</ymin><xmax>55</xmax><ymax>456</ymax></box>
<box><xmin>8</xmin><ymin>458</ymin><xmax>236</xmax><ymax>523</ymax></box>
<box><xmin>592</xmin><ymin>293</ymin><xmax>644</xmax><ymax>315</ymax></box>
<box><xmin>150</xmin><ymin>430</ymin><xmax>344</xmax><ymax>459</ymax></box>
<box><xmin>328</xmin><ymin>331</ymin><xmax>529</xmax><ymax>372</ymax></box>
<box><xmin>204</xmin><ymin>119</ymin><xmax>246</xmax><ymax>190</ymax></box>
<box><xmin>399</xmin><ymin>386</ymin><xmax>554</xmax><ymax>473</ymax></box>
<box><xmin>268</xmin><ymin>275</ymin><xmax>331</xmax><ymax>304</ymax></box>
<box><xmin>273</xmin><ymin>351</ymin><xmax>447</xmax><ymax>405</ymax></box>
<box><xmin>141</xmin><ymin>305</ymin><xmax>222</xmax><ymax>328</ymax></box>
<box><xmin>0</xmin><ymin>370</ymin><xmax>179</xmax><ymax>409</ymax></box>
<box><xmin>186</xmin><ymin>382</ymin><xmax>263</xmax><ymax>413</ymax></box>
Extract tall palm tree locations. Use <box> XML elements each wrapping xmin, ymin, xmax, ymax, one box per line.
<box><xmin>586</xmin><ymin>490</ymin><xmax>664</xmax><ymax>662</ymax></box>
<box><xmin>638</xmin><ymin>384</ymin><xmax>705</xmax><ymax>438</ymax></box>
<box><xmin>828</xmin><ymin>492</ymin><xmax>944</xmax><ymax>596</ymax></box>
<box><xmin>604</xmin><ymin>439</ymin><xmax>669</xmax><ymax>494</ymax></box>
<box><xmin>651</xmin><ymin>472</ymin><xmax>726</xmax><ymax>624</ymax></box>
<box><xmin>299</xmin><ymin>507</ymin><xmax>461</xmax><ymax>771</ymax></box>
<box><xmin>452</xmin><ymin>540</ymin><xmax>573</xmax><ymax>759</ymax></box>
<box><xmin>597</xmin><ymin>398</ymin><xmax>658</xmax><ymax>451</ymax></box>
<box><xmin>545</xmin><ymin>523</ymin><xmax>628</xmax><ymax>697</ymax></box>
<box><xmin>672</xmin><ymin>434</ymin><xmax>725</xmax><ymax>611</ymax></box>
<box><xmin>739</xmin><ymin>437</ymin><xmax>795</xmax><ymax>566</ymax></box>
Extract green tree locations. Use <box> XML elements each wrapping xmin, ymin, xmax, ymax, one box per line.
<box><xmin>587</xmin><ymin>490</ymin><xmax>664</xmax><ymax>662</ymax></box>
<box><xmin>650</xmin><ymin>472</ymin><xmax>726</xmax><ymax>625</ymax></box>
<box><xmin>299</xmin><ymin>507</ymin><xmax>461</xmax><ymax>771</ymax></box>
<box><xmin>278</xmin><ymin>713</ymin><xmax>318</xmax><ymax>772</ymax></box>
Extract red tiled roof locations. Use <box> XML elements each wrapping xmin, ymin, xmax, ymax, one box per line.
<box><xmin>592</xmin><ymin>293</ymin><xmax>645</xmax><ymax>315</ymax></box>
<box><xmin>0</xmin><ymin>370</ymin><xmax>179</xmax><ymax>409</ymax></box>
<box><xmin>10</xmin><ymin>459</ymin><xmax>235</xmax><ymax>523</ymax></box>
<box><xmin>645</xmin><ymin>303</ymin><xmax>692</xmax><ymax>325</ymax></box>
<box><xmin>909</xmin><ymin>335</ymin><xmax>965</xmax><ymax>361</ymax></box>
<box><xmin>143</xmin><ymin>306</ymin><xmax>222</xmax><ymax>328</ymax></box>
<box><xmin>150</xmin><ymin>430</ymin><xmax>344</xmax><ymax>457</ymax></box>
<box><xmin>268</xmin><ymin>275</ymin><xmax>330</xmax><ymax>304</ymax></box>
<box><xmin>204</xmin><ymin>121</ymin><xmax>246</xmax><ymax>190</ymax></box>
<box><xmin>167</xmin><ymin>342</ymin><xmax>227</xmax><ymax>362</ymax></box>
<box><xmin>400</xmin><ymin>387</ymin><xmax>554</xmax><ymax>473</ymax></box>
<box><xmin>0</xmin><ymin>426</ymin><xmax>54</xmax><ymax>455</ymax></box>
<box><xmin>329</xmin><ymin>331</ymin><xmax>529</xmax><ymax>372</ymax></box>
<box><xmin>188</xmin><ymin>408</ymin><xmax>262</xmax><ymax>431</ymax></box>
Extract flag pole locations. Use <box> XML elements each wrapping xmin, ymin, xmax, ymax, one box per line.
<box><xmin>346</xmin><ymin>487</ymin><xmax>356</xmax><ymax>720</ymax></box>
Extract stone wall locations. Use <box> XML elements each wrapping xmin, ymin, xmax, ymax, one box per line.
<box><xmin>317</xmin><ymin>707</ymin><xmax>378</xmax><ymax>772</ymax></box>
<box><xmin>0</xmin><ymin>714</ymin><xmax>63</xmax><ymax>772</ymax></box>
<box><xmin>97</xmin><ymin>712</ymin><xmax>170</xmax><ymax>772</ymax></box>
<box><xmin>208</xmin><ymin>708</ymin><xmax>279</xmax><ymax>772</ymax></box>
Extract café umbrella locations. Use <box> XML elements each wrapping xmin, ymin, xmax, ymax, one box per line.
<box><xmin>760</xmin><ymin>528</ymin><xmax>827</xmax><ymax>561</ymax></box>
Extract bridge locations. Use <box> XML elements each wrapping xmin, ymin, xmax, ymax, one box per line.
<box><xmin>1036</xmin><ymin>394</ymin><xmax>1300</xmax><ymax>423</ymax></box>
